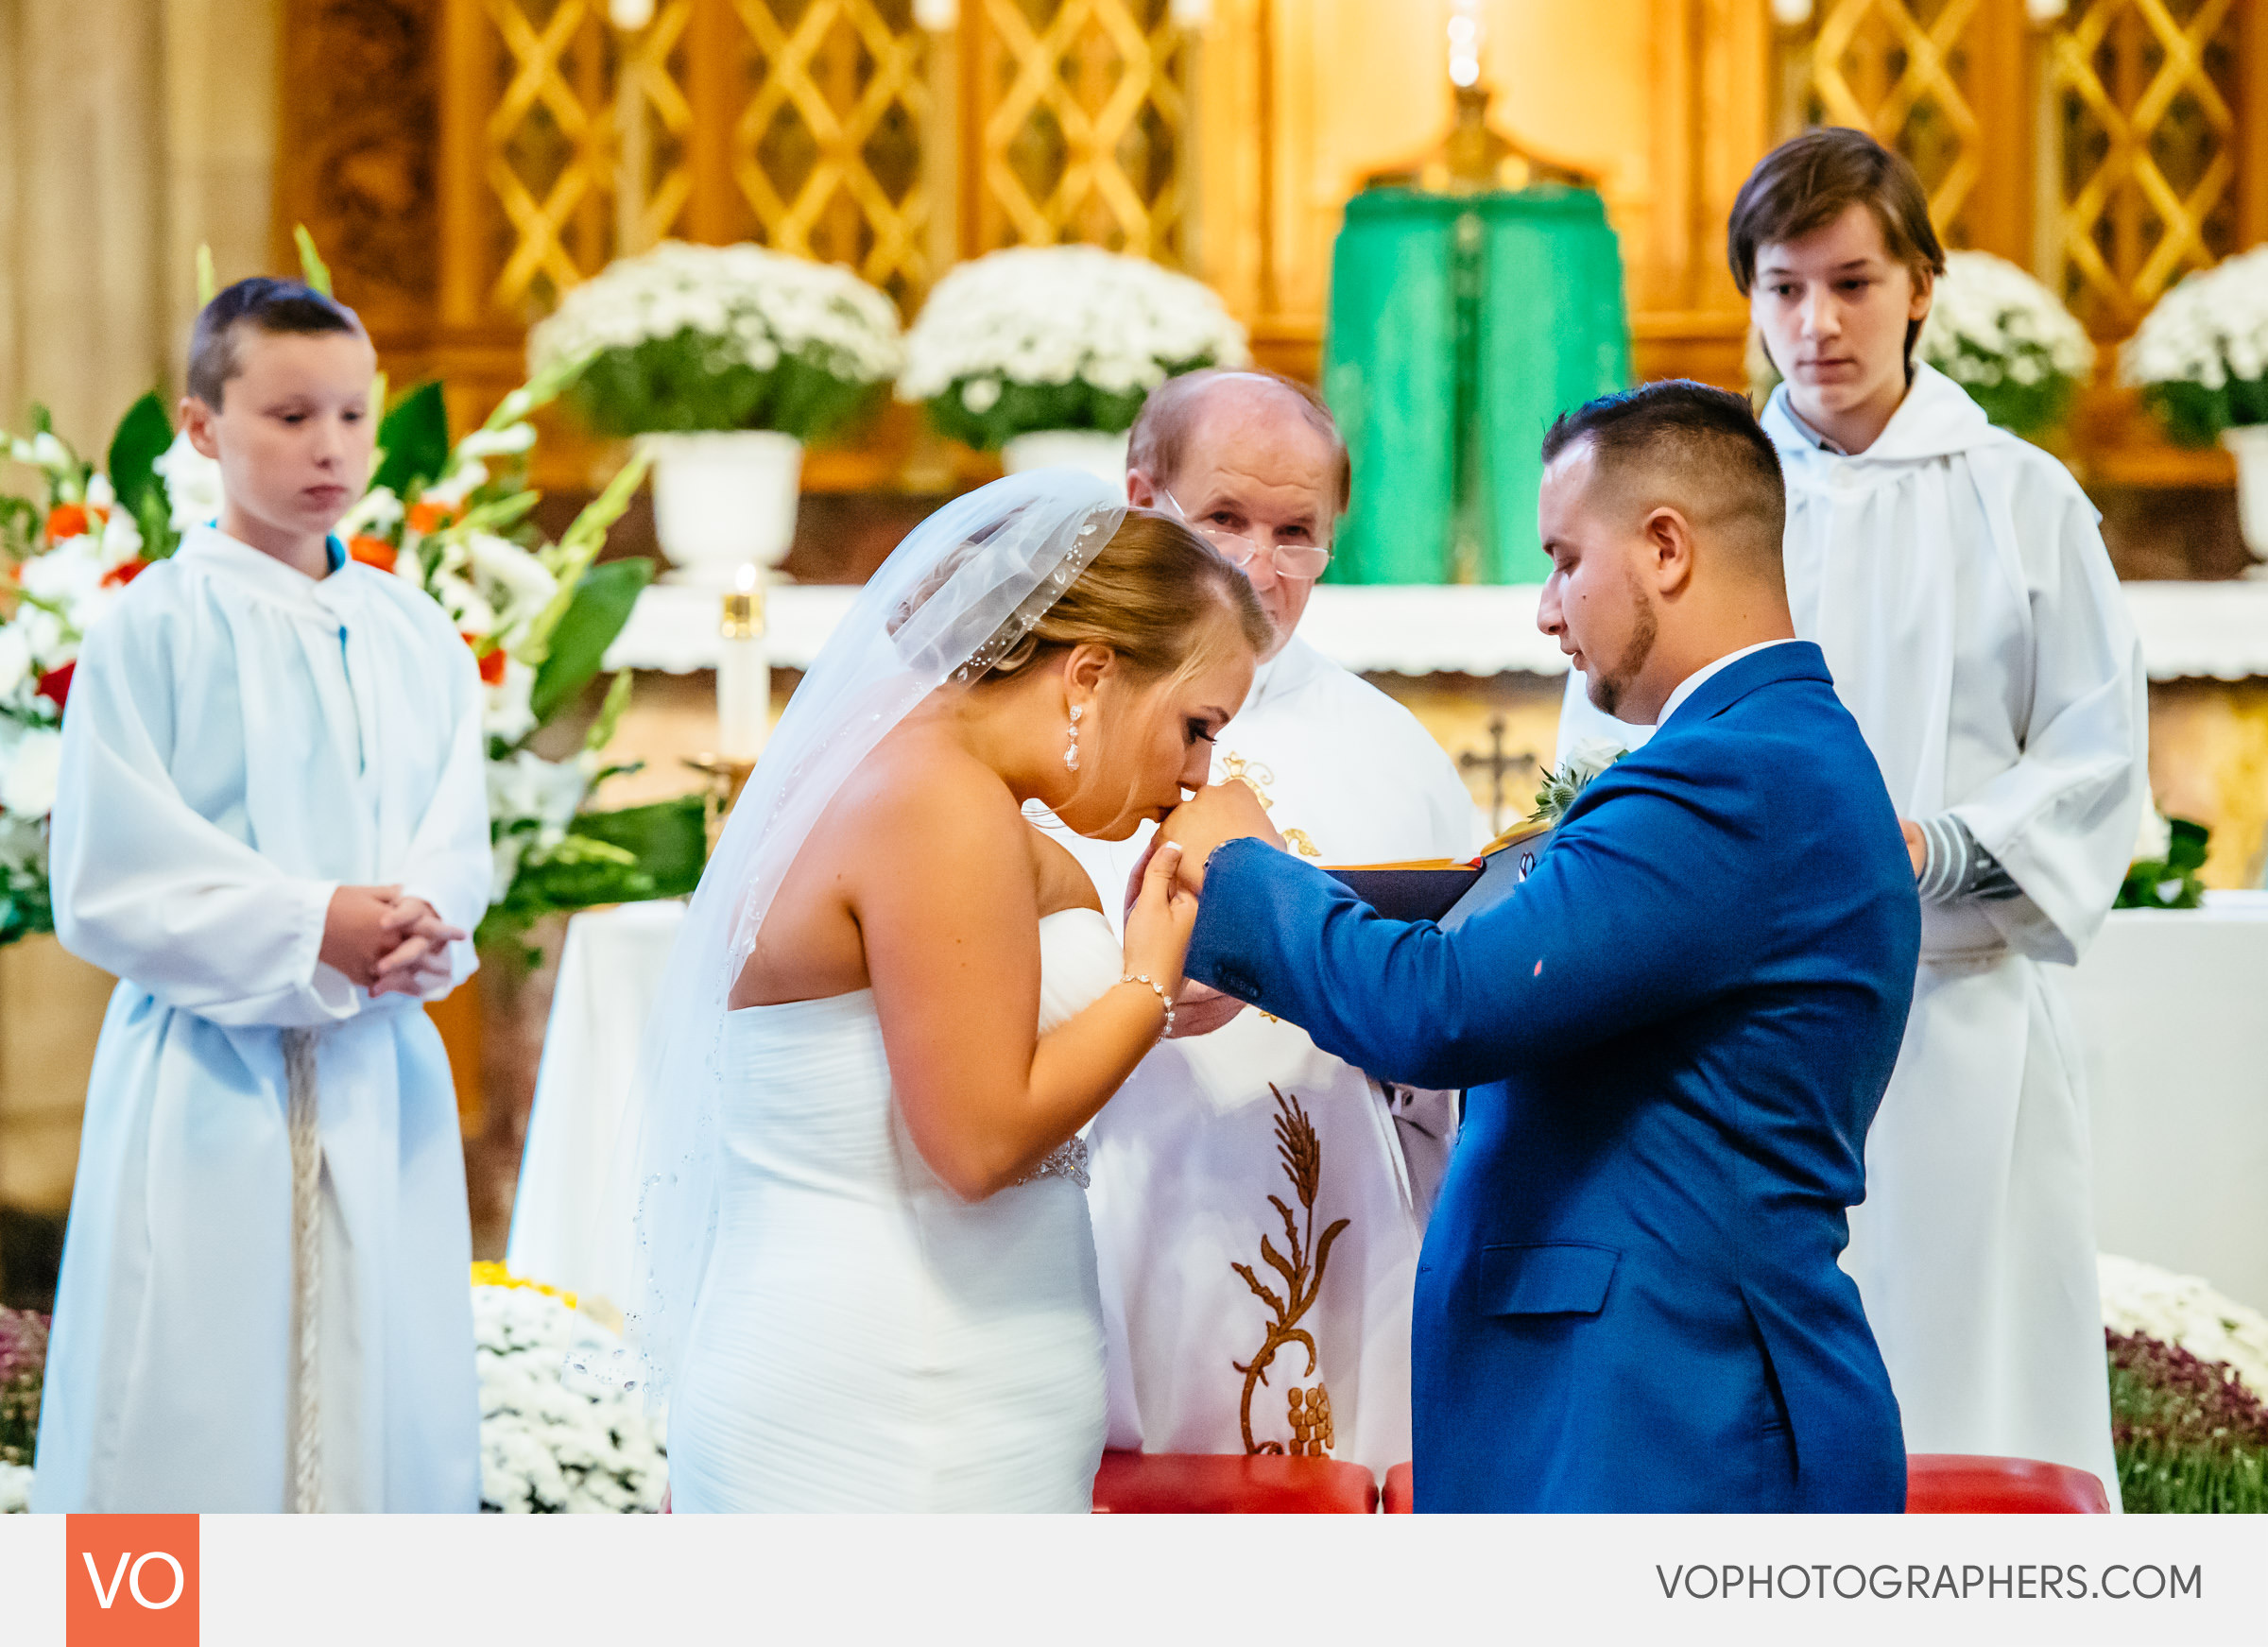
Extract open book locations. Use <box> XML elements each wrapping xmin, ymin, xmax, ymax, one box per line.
<box><xmin>1326</xmin><ymin>817</ymin><xmax>1555</xmax><ymax>926</ymax></box>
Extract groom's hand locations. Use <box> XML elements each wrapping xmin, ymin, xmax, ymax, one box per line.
<box><xmin>1158</xmin><ymin>781</ymin><xmax>1283</xmax><ymax>893</ymax></box>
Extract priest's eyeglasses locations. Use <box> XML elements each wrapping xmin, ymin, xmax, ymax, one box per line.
<box><xmin>1158</xmin><ymin>489</ymin><xmax>1332</xmax><ymax>581</ymax></box>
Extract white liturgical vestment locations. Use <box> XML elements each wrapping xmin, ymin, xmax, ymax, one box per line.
<box><xmin>1055</xmin><ymin>636</ymin><xmax>1477</xmax><ymax>1478</ymax></box>
<box><xmin>1562</xmin><ymin>366</ymin><xmax>2144</xmax><ymax>1497</ymax></box>
<box><xmin>32</xmin><ymin>525</ymin><xmax>492</xmax><ymax>1513</ymax></box>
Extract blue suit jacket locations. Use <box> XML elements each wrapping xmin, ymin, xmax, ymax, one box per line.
<box><xmin>1184</xmin><ymin>643</ymin><xmax>1918</xmax><ymax>1512</ymax></box>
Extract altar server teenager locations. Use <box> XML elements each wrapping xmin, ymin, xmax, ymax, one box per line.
<box><xmin>1052</xmin><ymin>371</ymin><xmax>1476</xmax><ymax>1479</ymax></box>
<box><xmin>1725</xmin><ymin>129</ymin><xmax>2141</xmax><ymax>1496</ymax></box>
<box><xmin>32</xmin><ymin>280</ymin><xmax>492</xmax><ymax>1513</ymax></box>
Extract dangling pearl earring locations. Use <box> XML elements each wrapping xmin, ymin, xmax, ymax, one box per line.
<box><xmin>1064</xmin><ymin>704</ymin><xmax>1084</xmax><ymax>772</ymax></box>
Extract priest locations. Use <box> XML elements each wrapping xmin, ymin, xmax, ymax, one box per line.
<box><xmin>1050</xmin><ymin>369</ymin><xmax>1478</xmax><ymax>1478</ymax></box>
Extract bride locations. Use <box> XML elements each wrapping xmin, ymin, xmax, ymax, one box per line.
<box><xmin>621</xmin><ymin>469</ymin><xmax>1269</xmax><ymax>1512</ymax></box>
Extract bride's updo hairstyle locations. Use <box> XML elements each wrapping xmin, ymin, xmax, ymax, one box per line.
<box><xmin>888</xmin><ymin>504</ymin><xmax>1267</xmax><ymax>686</ymax></box>
<box><xmin>979</xmin><ymin>509</ymin><xmax>1269</xmax><ymax>685</ymax></box>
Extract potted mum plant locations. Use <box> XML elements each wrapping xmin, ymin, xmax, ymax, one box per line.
<box><xmin>1916</xmin><ymin>249</ymin><xmax>2094</xmax><ymax>440</ymax></box>
<box><xmin>898</xmin><ymin>246</ymin><xmax>1251</xmax><ymax>481</ymax></box>
<box><xmin>2123</xmin><ymin>244</ymin><xmax>2268</xmax><ymax>552</ymax></box>
<box><xmin>528</xmin><ymin>241</ymin><xmax>903</xmax><ymax>586</ymax></box>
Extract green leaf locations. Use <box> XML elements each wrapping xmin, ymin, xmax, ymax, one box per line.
<box><xmin>529</xmin><ymin>558</ymin><xmax>656</xmax><ymax>728</ymax></box>
<box><xmin>520</xmin><ymin>455</ymin><xmax>650</xmax><ymax>661</ymax></box>
<box><xmin>373</xmin><ymin>381</ymin><xmax>452</xmax><ymax>497</ymax></box>
<box><xmin>2166</xmin><ymin>816</ymin><xmax>2211</xmax><ymax>875</ymax></box>
<box><xmin>567</xmin><ymin>796</ymin><xmax>709</xmax><ymax>899</ymax></box>
<box><xmin>106</xmin><ymin>392</ymin><xmax>175</xmax><ymax>527</ymax></box>
<box><xmin>294</xmin><ymin>225</ymin><xmax>334</xmax><ymax>296</ymax></box>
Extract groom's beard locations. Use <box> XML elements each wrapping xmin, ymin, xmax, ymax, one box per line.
<box><xmin>1586</xmin><ymin>585</ymin><xmax>1658</xmax><ymax>719</ymax></box>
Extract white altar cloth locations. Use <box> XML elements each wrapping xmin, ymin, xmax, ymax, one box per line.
<box><xmin>504</xmin><ymin>900</ymin><xmax>686</xmax><ymax>1305</ymax></box>
<box><xmin>509</xmin><ymin>892</ymin><xmax>2268</xmax><ymax>1321</ymax></box>
<box><xmin>606</xmin><ymin>577</ymin><xmax>2268</xmax><ymax>681</ymax></box>
<box><xmin>2065</xmin><ymin>891</ymin><xmax>2268</xmax><ymax>1312</ymax></box>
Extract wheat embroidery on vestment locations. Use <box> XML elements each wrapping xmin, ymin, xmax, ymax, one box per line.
<box><xmin>1231</xmin><ymin>1085</ymin><xmax>1349</xmax><ymax>1456</ymax></box>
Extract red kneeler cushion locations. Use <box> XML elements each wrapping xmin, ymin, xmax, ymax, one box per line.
<box><xmin>1092</xmin><ymin>1450</ymin><xmax>1379</xmax><ymax>1513</ymax></box>
<box><xmin>1381</xmin><ymin>1456</ymin><xmax>2111</xmax><ymax>1514</ymax></box>
<box><xmin>1905</xmin><ymin>1454</ymin><xmax>2113</xmax><ymax>1514</ymax></box>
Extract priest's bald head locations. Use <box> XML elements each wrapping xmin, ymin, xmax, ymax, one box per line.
<box><xmin>1537</xmin><ymin>380</ymin><xmax>1795</xmax><ymax>725</ymax></box>
<box><xmin>1125</xmin><ymin>369</ymin><xmax>1349</xmax><ymax>660</ymax></box>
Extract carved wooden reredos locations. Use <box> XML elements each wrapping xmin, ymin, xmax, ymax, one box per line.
<box><xmin>276</xmin><ymin>0</ymin><xmax>2268</xmax><ymax>485</ymax></box>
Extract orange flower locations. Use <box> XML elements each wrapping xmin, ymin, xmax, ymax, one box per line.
<box><xmin>406</xmin><ymin>500</ymin><xmax>455</xmax><ymax>536</ymax></box>
<box><xmin>347</xmin><ymin>535</ymin><xmax>398</xmax><ymax>573</ymax></box>
<box><xmin>44</xmin><ymin>503</ymin><xmax>90</xmax><ymax>542</ymax></box>
<box><xmin>36</xmin><ymin>662</ymin><xmax>74</xmax><ymax>709</ymax></box>
<box><xmin>100</xmin><ymin>558</ymin><xmax>150</xmax><ymax>587</ymax></box>
<box><xmin>464</xmin><ymin>633</ymin><xmax>508</xmax><ymax>687</ymax></box>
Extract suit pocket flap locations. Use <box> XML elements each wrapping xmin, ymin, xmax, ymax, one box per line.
<box><xmin>1480</xmin><ymin>1243</ymin><xmax>1619</xmax><ymax>1316</ymax></box>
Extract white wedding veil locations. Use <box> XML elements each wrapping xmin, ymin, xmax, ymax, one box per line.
<box><xmin>595</xmin><ymin>467</ymin><xmax>1128</xmax><ymax>1405</ymax></box>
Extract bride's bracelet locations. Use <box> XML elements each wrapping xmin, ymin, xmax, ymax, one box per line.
<box><xmin>1118</xmin><ymin>972</ymin><xmax>1176</xmax><ymax>1039</ymax></box>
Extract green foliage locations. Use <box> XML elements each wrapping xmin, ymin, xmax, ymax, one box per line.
<box><xmin>920</xmin><ymin>357</ymin><xmax>1215</xmax><ymax>453</ymax></box>
<box><xmin>564</xmin><ymin>329</ymin><xmax>884</xmax><ymax>443</ymax></box>
<box><xmin>373</xmin><ymin>381</ymin><xmax>454</xmax><ymax>498</ymax></box>
<box><xmin>527</xmin><ymin>559</ymin><xmax>655</xmax><ymax>731</ymax></box>
<box><xmin>1956</xmin><ymin>374</ymin><xmax>2080</xmax><ymax>444</ymax></box>
<box><xmin>475</xmin><ymin>795</ymin><xmax>708</xmax><ymax>958</ymax></box>
<box><xmin>2108</xmin><ymin>1330</ymin><xmax>2268</xmax><ymax>1513</ymax></box>
<box><xmin>106</xmin><ymin>391</ymin><xmax>180</xmax><ymax>559</ymax></box>
<box><xmin>2118</xmin><ymin>816</ymin><xmax>2210</xmax><ymax>910</ymax></box>
<box><xmin>2140</xmin><ymin>376</ymin><xmax>2268</xmax><ymax>449</ymax></box>
<box><xmin>294</xmin><ymin>225</ymin><xmax>334</xmax><ymax>297</ymax></box>
<box><xmin>0</xmin><ymin>872</ymin><xmax>52</xmax><ymax>949</ymax></box>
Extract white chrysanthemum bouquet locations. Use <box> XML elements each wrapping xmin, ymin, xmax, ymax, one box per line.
<box><xmin>1916</xmin><ymin>249</ymin><xmax>2094</xmax><ymax>439</ymax></box>
<box><xmin>528</xmin><ymin>241</ymin><xmax>902</xmax><ymax>441</ymax></box>
<box><xmin>2122</xmin><ymin>244</ymin><xmax>2268</xmax><ymax>447</ymax></box>
<box><xmin>899</xmin><ymin>246</ymin><xmax>1250</xmax><ymax>451</ymax></box>
<box><xmin>472</xmin><ymin>1268</ymin><xmax>667</xmax><ymax>1514</ymax></box>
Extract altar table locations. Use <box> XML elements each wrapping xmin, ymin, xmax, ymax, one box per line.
<box><xmin>605</xmin><ymin>576</ymin><xmax>2268</xmax><ymax>681</ymax></box>
<box><xmin>507</xmin><ymin>893</ymin><xmax>2268</xmax><ymax>1313</ymax></box>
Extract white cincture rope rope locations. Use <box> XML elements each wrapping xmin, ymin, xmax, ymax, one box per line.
<box><xmin>282</xmin><ymin>1026</ymin><xmax>324</xmax><ymax>1514</ymax></box>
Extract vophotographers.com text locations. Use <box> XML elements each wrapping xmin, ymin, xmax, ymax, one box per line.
<box><xmin>1657</xmin><ymin>1562</ymin><xmax>2203</xmax><ymax>1602</ymax></box>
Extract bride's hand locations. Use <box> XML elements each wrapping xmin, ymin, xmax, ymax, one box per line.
<box><xmin>1122</xmin><ymin>840</ymin><xmax>1197</xmax><ymax>997</ymax></box>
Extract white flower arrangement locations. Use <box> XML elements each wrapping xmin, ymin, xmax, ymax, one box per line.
<box><xmin>528</xmin><ymin>241</ymin><xmax>902</xmax><ymax>441</ymax></box>
<box><xmin>1916</xmin><ymin>250</ymin><xmax>2094</xmax><ymax>438</ymax></box>
<box><xmin>2100</xmin><ymin>1252</ymin><xmax>2268</xmax><ymax>1401</ymax></box>
<box><xmin>2121</xmin><ymin>244</ymin><xmax>2268</xmax><ymax>446</ymax></box>
<box><xmin>899</xmin><ymin>246</ymin><xmax>1250</xmax><ymax>450</ymax></box>
<box><xmin>0</xmin><ymin>1460</ymin><xmax>28</xmax><ymax>1514</ymax></box>
<box><xmin>475</xmin><ymin>1278</ymin><xmax>667</xmax><ymax>1514</ymax></box>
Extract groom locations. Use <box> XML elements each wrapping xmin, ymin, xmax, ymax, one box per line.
<box><xmin>1160</xmin><ymin>381</ymin><xmax>1920</xmax><ymax>1512</ymax></box>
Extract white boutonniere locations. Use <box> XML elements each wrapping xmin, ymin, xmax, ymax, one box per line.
<box><xmin>1529</xmin><ymin>737</ymin><xmax>1626</xmax><ymax>826</ymax></box>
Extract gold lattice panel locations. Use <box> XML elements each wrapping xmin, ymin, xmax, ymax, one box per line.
<box><xmin>2047</xmin><ymin>0</ymin><xmax>2240</xmax><ymax>334</ymax></box>
<box><xmin>729</xmin><ymin>0</ymin><xmax>934</xmax><ymax>306</ymax></box>
<box><xmin>976</xmin><ymin>0</ymin><xmax>1192</xmax><ymax>264</ymax></box>
<box><xmin>483</xmin><ymin>0</ymin><xmax>623</xmax><ymax>317</ymax></box>
<box><xmin>1786</xmin><ymin>0</ymin><xmax>1990</xmax><ymax>244</ymax></box>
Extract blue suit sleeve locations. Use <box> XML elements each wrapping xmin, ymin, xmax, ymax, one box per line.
<box><xmin>1184</xmin><ymin>768</ymin><xmax>1759</xmax><ymax>1090</ymax></box>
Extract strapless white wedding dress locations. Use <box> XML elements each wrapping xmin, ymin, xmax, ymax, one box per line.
<box><xmin>667</xmin><ymin>908</ymin><xmax>1125</xmax><ymax>1512</ymax></box>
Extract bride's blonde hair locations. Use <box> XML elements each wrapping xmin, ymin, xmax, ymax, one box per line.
<box><xmin>980</xmin><ymin>509</ymin><xmax>1269</xmax><ymax>683</ymax></box>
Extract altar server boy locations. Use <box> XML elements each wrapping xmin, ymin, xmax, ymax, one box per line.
<box><xmin>32</xmin><ymin>280</ymin><xmax>492</xmax><ymax>1512</ymax></box>
<box><xmin>1570</xmin><ymin>129</ymin><xmax>2145</xmax><ymax>1497</ymax></box>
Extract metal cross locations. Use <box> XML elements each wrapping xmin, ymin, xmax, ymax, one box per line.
<box><xmin>1458</xmin><ymin>714</ymin><xmax>1533</xmax><ymax>837</ymax></box>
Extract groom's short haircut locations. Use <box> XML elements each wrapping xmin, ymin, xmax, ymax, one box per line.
<box><xmin>1541</xmin><ymin>381</ymin><xmax>1787</xmax><ymax>577</ymax></box>
<box><xmin>1128</xmin><ymin>369</ymin><xmax>1352</xmax><ymax>517</ymax></box>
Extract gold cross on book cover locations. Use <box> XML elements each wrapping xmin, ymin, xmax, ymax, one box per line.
<box><xmin>1325</xmin><ymin>817</ymin><xmax>1555</xmax><ymax>925</ymax></box>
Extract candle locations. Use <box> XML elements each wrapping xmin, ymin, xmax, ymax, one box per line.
<box><xmin>716</xmin><ymin>561</ymin><xmax>768</xmax><ymax>759</ymax></box>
